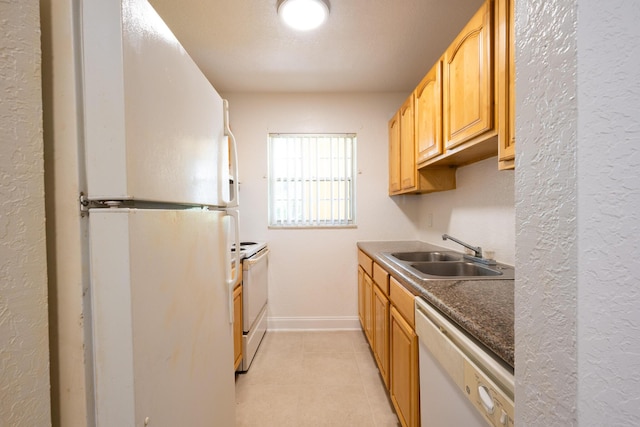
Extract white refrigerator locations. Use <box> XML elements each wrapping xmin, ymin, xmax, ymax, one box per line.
<box><xmin>80</xmin><ymin>0</ymin><xmax>239</xmax><ymax>425</ymax></box>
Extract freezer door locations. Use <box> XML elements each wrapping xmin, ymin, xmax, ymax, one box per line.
<box><xmin>82</xmin><ymin>0</ymin><xmax>229</xmax><ymax>206</ymax></box>
<box><xmin>89</xmin><ymin>208</ymin><xmax>235</xmax><ymax>426</ymax></box>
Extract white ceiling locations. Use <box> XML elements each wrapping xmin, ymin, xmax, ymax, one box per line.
<box><xmin>148</xmin><ymin>0</ymin><xmax>484</xmax><ymax>93</ymax></box>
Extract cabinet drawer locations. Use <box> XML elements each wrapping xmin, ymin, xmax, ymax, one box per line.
<box><xmin>358</xmin><ymin>250</ymin><xmax>373</xmax><ymax>276</ymax></box>
<box><xmin>373</xmin><ymin>262</ymin><xmax>390</xmax><ymax>295</ymax></box>
<box><xmin>390</xmin><ymin>277</ymin><xmax>415</xmax><ymax>329</ymax></box>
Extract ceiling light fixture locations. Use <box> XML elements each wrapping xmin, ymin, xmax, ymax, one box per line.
<box><xmin>278</xmin><ymin>0</ymin><xmax>329</xmax><ymax>31</ymax></box>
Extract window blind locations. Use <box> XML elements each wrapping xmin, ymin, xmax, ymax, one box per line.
<box><xmin>268</xmin><ymin>133</ymin><xmax>356</xmax><ymax>228</ymax></box>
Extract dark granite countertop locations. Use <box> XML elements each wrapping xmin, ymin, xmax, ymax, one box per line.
<box><xmin>358</xmin><ymin>240</ymin><xmax>514</xmax><ymax>369</ymax></box>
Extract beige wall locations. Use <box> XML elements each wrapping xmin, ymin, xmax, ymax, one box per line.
<box><xmin>223</xmin><ymin>92</ymin><xmax>515</xmax><ymax>329</ymax></box>
<box><xmin>0</xmin><ymin>0</ymin><xmax>51</xmax><ymax>425</ymax></box>
<box><xmin>417</xmin><ymin>157</ymin><xmax>515</xmax><ymax>265</ymax></box>
<box><xmin>224</xmin><ymin>92</ymin><xmax>419</xmax><ymax>329</ymax></box>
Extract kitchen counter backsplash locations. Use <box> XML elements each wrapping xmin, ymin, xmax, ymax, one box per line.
<box><xmin>358</xmin><ymin>240</ymin><xmax>514</xmax><ymax>369</ymax></box>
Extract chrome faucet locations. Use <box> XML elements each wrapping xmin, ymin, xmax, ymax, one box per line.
<box><xmin>442</xmin><ymin>234</ymin><xmax>496</xmax><ymax>264</ymax></box>
<box><xmin>442</xmin><ymin>234</ymin><xmax>482</xmax><ymax>257</ymax></box>
<box><xmin>442</xmin><ymin>234</ymin><xmax>497</xmax><ymax>265</ymax></box>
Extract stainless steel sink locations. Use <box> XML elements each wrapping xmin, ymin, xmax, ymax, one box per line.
<box><xmin>410</xmin><ymin>261</ymin><xmax>503</xmax><ymax>277</ymax></box>
<box><xmin>390</xmin><ymin>251</ymin><xmax>462</xmax><ymax>262</ymax></box>
<box><xmin>382</xmin><ymin>251</ymin><xmax>514</xmax><ymax>280</ymax></box>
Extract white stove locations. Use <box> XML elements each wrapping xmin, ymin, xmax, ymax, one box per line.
<box><xmin>232</xmin><ymin>241</ymin><xmax>267</xmax><ymax>259</ymax></box>
<box><xmin>233</xmin><ymin>241</ymin><xmax>269</xmax><ymax>372</ymax></box>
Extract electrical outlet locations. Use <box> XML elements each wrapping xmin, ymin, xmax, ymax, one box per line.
<box><xmin>426</xmin><ymin>212</ymin><xmax>433</xmax><ymax>228</ymax></box>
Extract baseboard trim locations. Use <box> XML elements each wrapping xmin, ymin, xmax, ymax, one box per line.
<box><xmin>267</xmin><ymin>316</ymin><xmax>361</xmax><ymax>331</ymax></box>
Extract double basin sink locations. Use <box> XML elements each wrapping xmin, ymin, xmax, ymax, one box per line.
<box><xmin>382</xmin><ymin>251</ymin><xmax>514</xmax><ymax>281</ymax></box>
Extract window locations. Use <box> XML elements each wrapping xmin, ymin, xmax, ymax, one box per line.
<box><xmin>268</xmin><ymin>133</ymin><xmax>356</xmax><ymax>228</ymax></box>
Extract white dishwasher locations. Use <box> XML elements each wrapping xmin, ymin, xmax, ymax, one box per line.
<box><xmin>415</xmin><ymin>297</ymin><xmax>514</xmax><ymax>427</ymax></box>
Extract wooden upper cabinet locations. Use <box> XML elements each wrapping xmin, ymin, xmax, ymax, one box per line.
<box><xmin>388</xmin><ymin>0</ymin><xmax>514</xmax><ymax>181</ymax></box>
<box><xmin>387</xmin><ymin>93</ymin><xmax>456</xmax><ymax>195</ymax></box>
<box><xmin>443</xmin><ymin>1</ymin><xmax>493</xmax><ymax>150</ymax></box>
<box><xmin>399</xmin><ymin>96</ymin><xmax>416</xmax><ymax>191</ymax></box>
<box><xmin>497</xmin><ymin>0</ymin><xmax>515</xmax><ymax>169</ymax></box>
<box><xmin>388</xmin><ymin>112</ymin><xmax>401</xmax><ymax>194</ymax></box>
<box><xmin>415</xmin><ymin>60</ymin><xmax>443</xmax><ymax>165</ymax></box>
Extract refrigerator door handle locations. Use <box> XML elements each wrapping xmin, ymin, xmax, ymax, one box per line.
<box><xmin>223</xmin><ymin>99</ymin><xmax>239</xmax><ymax>208</ymax></box>
<box><xmin>226</xmin><ymin>208</ymin><xmax>240</xmax><ymax>323</ymax></box>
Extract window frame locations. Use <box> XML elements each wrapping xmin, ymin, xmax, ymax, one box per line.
<box><xmin>267</xmin><ymin>133</ymin><xmax>357</xmax><ymax>229</ymax></box>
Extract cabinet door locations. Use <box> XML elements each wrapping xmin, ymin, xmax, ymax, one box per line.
<box><xmin>358</xmin><ymin>266</ymin><xmax>365</xmax><ymax>329</ymax></box>
<box><xmin>233</xmin><ymin>284</ymin><xmax>243</xmax><ymax>371</ymax></box>
<box><xmin>363</xmin><ymin>273</ymin><xmax>374</xmax><ymax>345</ymax></box>
<box><xmin>373</xmin><ymin>284</ymin><xmax>390</xmax><ymax>389</ymax></box>
<box><xmin>443</xmin><ymin>1</ymin><xmax>493</xmax><ymax>150</ymax></box>
<box><xmin>390</xmin><ymin>306</ymin><xmax>419</xmax><ymax>427</ymax></box>
<box><xmin>399</xmin><ymin>96</ymin><xmax>416</xmax><ymax>191</ymax></box>
<box><xmin>388</xmin><ymin>113</ymin><xmax>401</xmax><ymax>194</ymax></box>
<box><xmin>358</xmin><ymin>265</ymin><xmax>374</xmax><ymax>345</ymax></box>
<box><xmin>498</xmin><ymin>0</ymin><xmax>515</xmax><ymax>169</ymax></box>
<box><xmin>415</xmin><ymin>60</ymin><xmax>443</xmax><ymax>164</ymax></box>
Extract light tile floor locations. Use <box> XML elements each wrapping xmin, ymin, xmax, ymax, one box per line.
<box><xmin>235</xmin><ymin>330</ymin><xmax>400</xmax><ymax>427</ymax></box>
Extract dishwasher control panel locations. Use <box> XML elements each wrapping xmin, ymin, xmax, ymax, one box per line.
<box><xmin>463</xmin><ymin>360</ymin><xmax>514</xmax><ymax>427</ymax></box>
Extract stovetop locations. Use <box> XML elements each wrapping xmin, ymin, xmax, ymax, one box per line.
<box><xmin>231</xmin><ymin>241</ymin><xmax>267</xmax><ymax>259</ymax></box>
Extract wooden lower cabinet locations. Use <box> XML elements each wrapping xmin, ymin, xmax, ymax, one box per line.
<box><xmin>233</xmin><ymin>282</ymin><xmax>243</xmax><ymax>371</ymax></box>
<box><xmin>358</xmin><ymin>266</ymin><xmax>365</xmax><ymax>328</ymax></box>
<box><xmin>357</xmin><ymin>251</ymin><xmax>419</xmax><ymax>427</ymax></box>
<box><xmin>357</xmin><ymin>265</ymin><xmax>374</xmax><ymax>345</ymax></box>
<box><xmin>363</xmin><ymin>273</ymin><xmax>374</xmax><ymax>344</ymax></box>
<box><xmin>373</xmin><ymin>284</ymin><xmax>390</xmax><ymax>388</ymax></box>
<box><xmin>358</xmin><ymin>250</ymin><xmax>374</xmax><ymax>344</ymax></box>
<box><xmin>390</xmin><ymin>306</ymin><xmax>419</xmax><ymax>427</ymax></box>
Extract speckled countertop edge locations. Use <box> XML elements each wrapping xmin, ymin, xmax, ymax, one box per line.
<box><xmin>358</xmin><ymin>240</ymin><xmax>514</xmax><ymax>369</ymax></box>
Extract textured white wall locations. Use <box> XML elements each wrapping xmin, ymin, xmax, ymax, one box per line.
<box><xmin>417</xmin><ymin>157</ymin><xmax>515</xmax><ymax>265</ymax></box>
<box><xmin>223</xmin><ymin>92</ymin><xmax>420</xmax><ymax>329</ymax></box>
<box><xmin>577</xmin><ymin>1</ymin><xmax>640</xmax><ymax>425</ymax></box>
<box><xmin>515</xmin><ymin>0</ymin><xmax>579</xmax><ymax>424</ymax></box>
<box><xmin>0</xmin><ymin>1</ymin><xmax>52</xmax><ymax>425</ymax></box>
<box><xmin>516</xmin><ymin>0</ymin><xmax>640</xmax><ymax>425</ymax></box>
